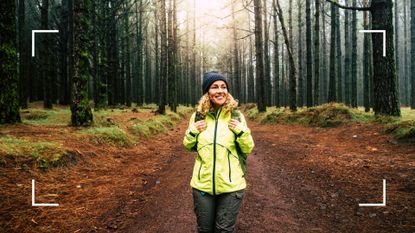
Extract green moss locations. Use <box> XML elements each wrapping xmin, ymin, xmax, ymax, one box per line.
<box><xmin>145</xmin><ymin>120</ymin><xmax>167</xmax><ymax>134</ymax></box>
<box><xmin>385</xmin><ymin>120</ymin><xmax>415</xmax><ymax>141</ymax></box>
<box><xmin>167</xmin><ymin>112</ymin><xmax>181</xmax><ymax>121</ymax></box>
<box><xmin>177</xmin><ymin>105</ymin><xmax>194</xmax><ymax>118</ymax></box>
<box><xmin>0</xmin><ymin>136</ymin><xmax>66</xmax><ymax>170</ymax></box>
<box><xmin>401</xmin><ymin>107</ymin><xmax>415</xmax><ymax>121</ymax></box>
<box><xmin>21</xmin><ymin>108</ymin><xmax>70</xmax><ymax>126</ymax></box>
<box><xmin>259</xmin><ymin>103</ymin><xmax>375</xmax><ymax>128</ymax></box>
<box><xmin>156</xmin><ymin>115</ymin><xmax>174</xmax><ymax>127</ymax></box>
<box><xmin>81</xmin><ymin>127</ymin><xmax>132</xmax><ymax>147</ymax></box>
<box><xmin>132</xmin><ymin>124</ymin><xmax>151</xmax><ymax>138</ymax></box>
<box><xmin>247</xmin><ymin>107</ymin><xmax>259</xmax><ymax>120</ymax></box>
<box><xmin>131</xmin><ymin>111</ymin><xmax>185</xmax><ymax>138</ymax></box>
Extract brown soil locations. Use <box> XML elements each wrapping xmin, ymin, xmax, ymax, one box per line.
<box><xmin>0</xmin><ymin>117</ymin><xmax>414</xmax><ymax>233</ymax></box>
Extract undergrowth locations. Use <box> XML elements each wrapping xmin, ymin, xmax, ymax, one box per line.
<box><xmin>131</xmin><ymin>108</ymin><xmax>191</xmax><ymax>138</ymax></box>
<box><xmin>0</xmin><ymin>136</ymin><xmax>68</xmax><ymax>170</ymax></box>
<box><xmin>81</xmin><ymin>126</ymin><xmax>133</xmax><ymax>147</ymax></box>
<box><xmin>244</xmin><ymin>103</ymin><xmax>415</xmax><ymax>141</ymax></box>
<box><xmin>259</xmin><ymin>103</ymin><xmax>372</xmax><ymax>127</ymax></box>
<box><xmin>21</xmin><ymin>108</ymin><xmax>70</xmax><ymax>126</ymax></box>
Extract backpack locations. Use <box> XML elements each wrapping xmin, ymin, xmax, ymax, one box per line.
<box><xmin>193</xmin><ymin>110</ymin><xmax>248</xmax><ymax>175</ymax></box>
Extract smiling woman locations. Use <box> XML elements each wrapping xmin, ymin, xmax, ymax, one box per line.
<box><xmin>183</xmin><ymin>71</ymin><xmax>255</xmax><ymax>232</ymax></box>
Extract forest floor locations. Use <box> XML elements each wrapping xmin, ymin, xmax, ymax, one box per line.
<box><xmin>0</xmin><ymin>109</ymin><xmax>414</xmax><ymax>233</ymax></box>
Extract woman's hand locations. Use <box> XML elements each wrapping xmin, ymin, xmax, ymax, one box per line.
<box><xmin>228</xmin><ymin>119</ymin><xmax>240</xmax><ymax>131</ymax></box>
<box><xmin>193</xmin><ymin>120</ymin><xmax>207</xmax><ymax>133</ymax></box>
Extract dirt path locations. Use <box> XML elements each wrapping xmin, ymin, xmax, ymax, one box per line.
<box><xmin>107</xmin><ymin>120</ymin><xmax>415</xmax><ymax>233</ymax></box>
<box><xmin>1</xmin><ymin>118</ymin><xmax>414</xmax><ymax>232</ymax></box>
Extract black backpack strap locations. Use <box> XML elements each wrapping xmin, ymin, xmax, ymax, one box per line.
<box><xmin>231</xmin><ymin>109</ymin><xmax>248</xmax><ymax>175</ymax></box>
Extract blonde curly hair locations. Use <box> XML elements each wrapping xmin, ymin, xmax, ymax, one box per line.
<box><xmin>196</xmin><ymin>92</ymin><xmax>238</xmax><ymax>117</ymax></box>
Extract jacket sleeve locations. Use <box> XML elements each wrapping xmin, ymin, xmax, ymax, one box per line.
<box><xmin>232</xmin><ymin>112</ymin><xmax>255</xmax><ymax>154</ymax></box>
<box><xmin>183</xmin><ymin>112</ymin><xmax>200</xmax><ymax>151</ymax></box>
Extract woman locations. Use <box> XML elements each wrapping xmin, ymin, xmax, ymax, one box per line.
<box><xmin>183</xmin><ymin>71</ymin><xmax>255</xmax><ymax>233</ymax></box>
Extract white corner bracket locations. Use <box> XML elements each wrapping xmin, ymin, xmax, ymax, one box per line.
<box><xmin>359</xmin><ymin>179</ymin><xmax>386</xmax><ymax>207</ymax></box>
<box><xmin>359</xmin><ymin>30</ymin><xmax>386</xmax><ymax>57</ymax></box>
<box><xmin>32</xmin><ymin>179</ymin><xmax>59</xmax><ymax>207</ymax></box>
<box><xmin>31</xmin><ymin>30</ymin><xmax>59</xmax><ymax>57</ymax></box>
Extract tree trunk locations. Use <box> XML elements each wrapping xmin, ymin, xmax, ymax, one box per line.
<box><xmin>276</xmin><ymin>0</ymin><xmax>297</xmax><ymax>111</ymax></box>
<box><xmin>232</xmin><ymin>0</ymin><xmax>241</xmax><ymax>100</ymax></box>
<box><xmin>125</xmin><ymin>1</ymin><xmax>132</xmax><ymax>107</ymax></box>
<box><xmin>336</xmin><ymin>6</ymin><xmax>343</xmax><ymax>103</ymax></box>
<box><xmin>298</xmin><ymin>0</ymin><xmax>304</xmax><ymax>106</ymax></box>
<box><xmin>363</xmin><ymin>0</ymin><xmax>371</xmax><ymax>112</ymax></box>
<box><xmin>18</xmin><ymin>0</ymin><xmax>28</xmax><ymax>108</ymax></box>
<box><xmin>306</xmin><ymin>0</ymin><xmax>313</xmax><ymax>106</ymax></box>
<box><xmin>41</xmin><ymin>0</ymin><xmax>52</xmax><ymax>109</ymax></box>
<box><xmin>322</xmin><ymin>1</ymin><xmax>328</xmax><ymax>103</ymax></box>
<box><xmin>328</xmin><ymin>3</ymin><xmax>337</xmax><ymax>102</ymax></box>
<box><xmin>395</xmin><ymin>0</ymin><xmax>401</xmax><ymax>104</ymax></box>
<box><xmin>71</xmin><ymin>0</ymin><xmax>93</xmax><ymax>126</ymax></box>
<box><xmin>351</xmin><ymin>0</ymin><xmax>358</xmax><ymax>107</ymax></box>
<box><xmin>158</xmin><ymin>0</ymin><xmax>167</xmax><ymax>114</ymax></box>
<box><xmin>403</xmin><ymin>0</ymin><xmax>409</xmax><ymax>105</ymax></box>
<box><xmin>254</xmin><ymin>0</ymin><xmax>266</xmax><ymax>112</ymax></box>
<box><xmin>273</xmin><ymin>0</ymin><xmax>280</xmax><ymax>107</ymax></box>
<box><xmin>168</xmin><ymin>0</ymin><xmax>178</xmax><ymax>112</ymax></box>
<box><xmin>314</xmin><ymin>0</ymin><xmax>320</xmax><ymax>105</ymax></box>
<box><xmin>263</xmin><ymin>0</ymin><xmax>272</xmax><ymax>106</ymax></box>
<box><xmin>411</xmin><ymin>0</ymin><xmax>415</xmax><ymax>108</ymax></box>
<box><xmin>0</xmin><ymin>0</ymin><xmax>21</xmax><ymax>124</ymax></box>
<box><xmin>344</xmin><ymin>0</ymin><xmax>351</xmax><ymax>105</ymax></box>
<box><xmin>136</xmin><ymin>0</ymin><xmax>144</xmax><ymax>106</ymax></box>
<box><xmin>371</xmin><ymin>0</ymin><xmax>400</xmax><ymax>116</ymax></box>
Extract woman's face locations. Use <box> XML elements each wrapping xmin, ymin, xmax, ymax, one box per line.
<box><xmin>208</xmin><ymin>80</ymin><xmax>228</xmax><ymax>108</ymax></box>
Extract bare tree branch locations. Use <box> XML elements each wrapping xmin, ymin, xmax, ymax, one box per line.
<box><xmin>325</xmin><ymin>0</ymin><xmax>371</xmax><ymax>11</ymax></box>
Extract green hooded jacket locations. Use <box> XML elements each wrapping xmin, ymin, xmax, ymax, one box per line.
<box><xmin>183</xmin><ymin>108</ymin><xmax>255</xmax><ymax>195</ymax></box>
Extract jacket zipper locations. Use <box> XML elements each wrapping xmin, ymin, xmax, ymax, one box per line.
<box><xmin>227</xmin><ymin>151</ymin><xmax>232</xmax><ymax>182</ymax></box>
<box><xmin>212</xmin><ymin>109</ymin><xmax>221</xmax><ymax>195</ymax></box>
<box><xmin>198</xmin><ymin>154</ymin><xmax>203</xmax><ymax>180</ymax></box>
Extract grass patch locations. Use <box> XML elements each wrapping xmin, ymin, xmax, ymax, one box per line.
<box><xmin>246</xmin><ymin>107</ymin><xmax>260</xmax><ymax>120</ymax></box>
<box><xmin>132</xmin><ymin>124</ymin><xmax>151</xmax><ymax>138</ymax></box>
<box><xmin>132</xmin><ymin>116</ymin><xmax>169</xmax><ymax>137</ymax></box>
<box><xmin>258</xmin><ymin>103</ymin><xmax>373</xmax><ymax>127</ymax></box>
<box><xmin>0</xmin><ymin>136</ymin><xmax>67</xmax><ymax>170</ymax></box>
<box><xmin>176</xmin><ymin>105</ymin><xmax>194</xmax><ymax>118</ymax></box>
<box><xmin>21</xmin><ymin>108</ymin><xmax>70</xmax><ymax>126</ymax></box>
<box><xmin>384</xmin><ymin>120</ymin><xmax>415</xmax><ymax>141</ymax></box>
<box><xmin>245</xmin><ymin>103</ymin><xmax>415</xmax><ymax>142</ymax></box>
<box><xmin>81</xmin><ymin>127</ymin><xmax>133</xmax><ymax>147</ymax></box>
<box><xmin>131</xmin><ymin>109</ymin><xmax>189</xmax><ymax>138</ymax></box>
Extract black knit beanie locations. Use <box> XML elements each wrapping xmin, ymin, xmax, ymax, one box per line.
<box><xmin>202</xmin><ymin>71</ymin><xmax>229</xmax><ymax>94</ymax></box>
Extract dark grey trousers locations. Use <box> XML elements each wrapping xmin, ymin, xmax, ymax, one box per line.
<box><xmin>192</xmin><ymin>188</ymin><xmax>245</xmax><ymax>233</ymax></box>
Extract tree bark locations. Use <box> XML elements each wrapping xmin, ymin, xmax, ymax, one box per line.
<box><xmin>18</xmin><ymin>0</ymin><xmax>28</xmax><ymax>108</ymax></box>
<box><xmin>371</xmin><ymin>0</ymin><xmax>400</xmax><ymax>116</ymax></box>
<box><xmin>71</xmin><ymin>0</ymin><xmax>93</xmax><ymax>126</ymax></box>
<box><xmin>263</xmin><ymin>0</ymin><xmax>272</xmax><ymax>106</ymax></box>
<box><xmin>328</xmin><ymin>3</ymin><xmax>337</xmax><ymax>102</ymax></box>
<box><xmin>351</xmin><ymin>0</ymin><xmax>358</xmax><ymax>107</ymax></box>
<box><xmin>273</xmin><ymin>0</ymin><xmax>280</xmax><ymax>107</ymax></box>
<box><xmin>254</xmin><ymin>0</ymin><xmax>266</xmax><ymax>112</ymax></box>
<box><xmin>306</xmin><ymin>0</ymin><xmax>313</xmax><ymax>106</ymax></box>
<box><xmin>363</xmin><ymin>0</ymin><xmax>371</xmax><ymax>112</ymax></box>
<box><xmin>411</xmin><ymin>0</ymin><xmax>415</xmax><ymax>108</ymax></box>
<box><xmin>276</xmin><ymin>0</ymin><xmax>297</xmax><ymax>111</ymax></box>
<box><xmin>314</xmin><ymin>0</ymin><xmax>320</xmax><ymax>105</ymax></box>
<box><xmin>0</xmin><ymin>0</ymin><xmax>21</xmax><ymax>124</ymax></box>
<box><xmin>158</xmin><ymin>0</ymin><xmax>167</xmax><ymax>114</ymax></box>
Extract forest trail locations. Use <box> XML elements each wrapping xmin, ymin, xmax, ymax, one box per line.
<box><xmin>1</xmin><ymin>117</ymin><xmax>414</xmax><ymax>233</ymax></box>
